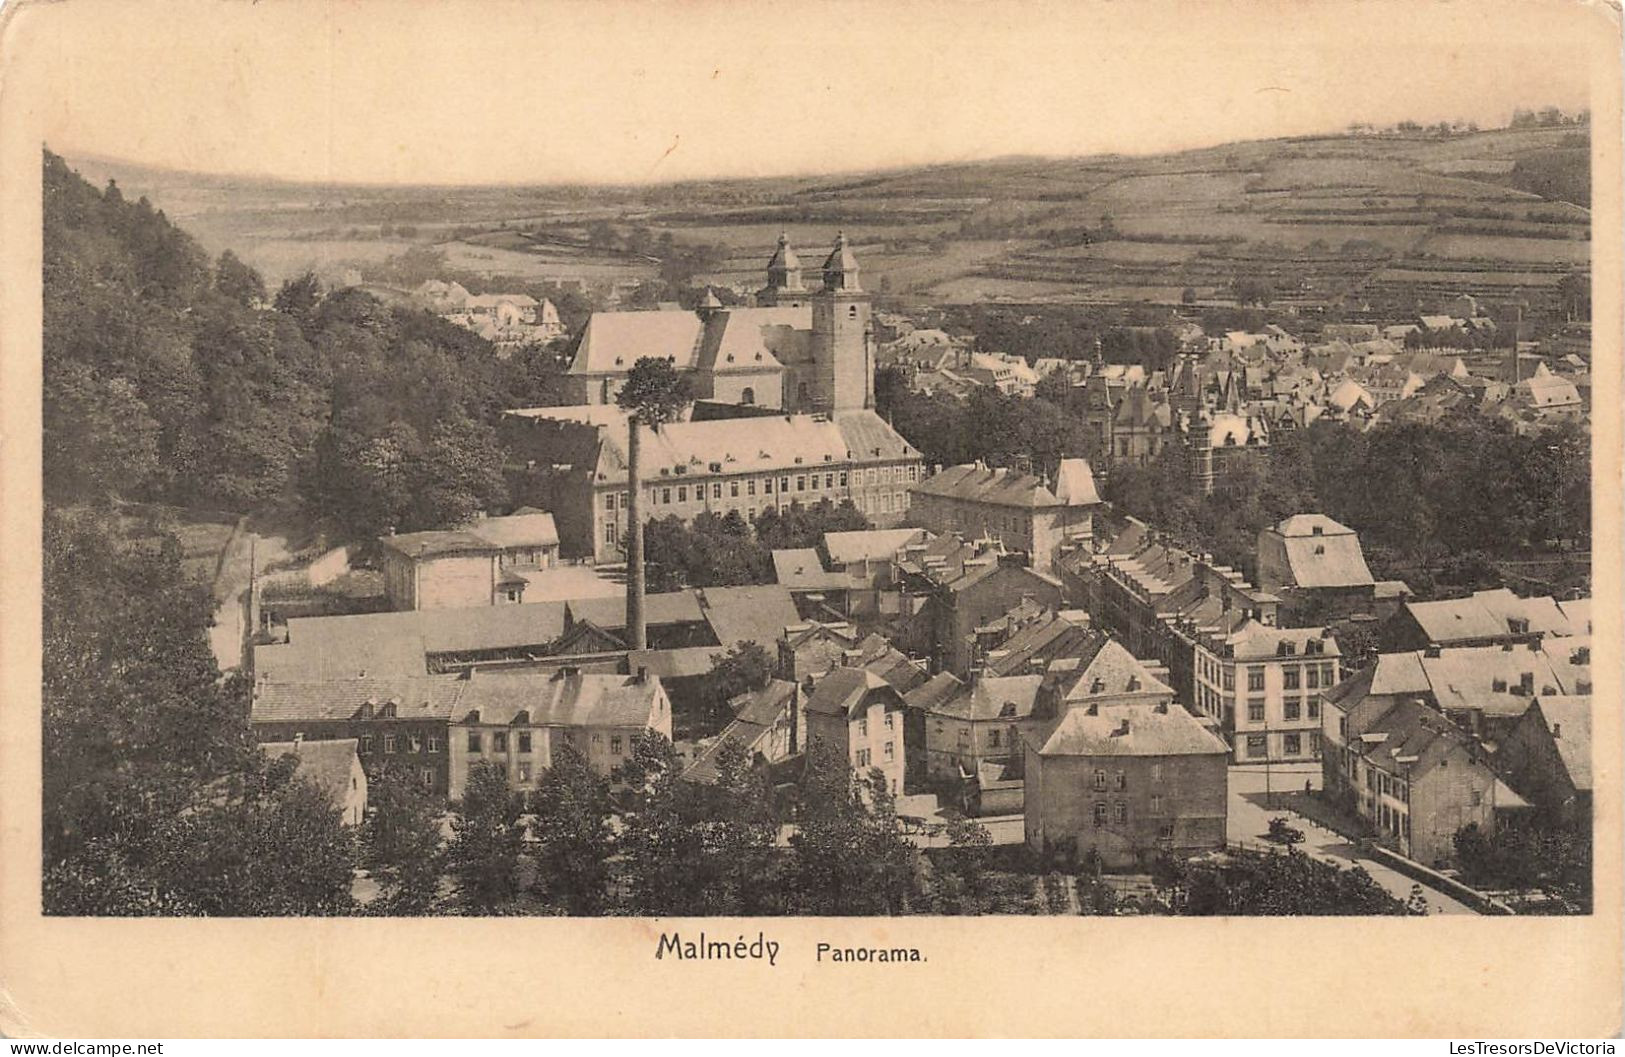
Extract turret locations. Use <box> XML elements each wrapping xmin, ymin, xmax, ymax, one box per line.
<box><xmin>759</xmin><ymin>233</ymin><xmax>805</xmax><ymax>306</ymax></box>
<box><xmin>810</xmin><ymin>232</ymin><xmax>873</xmax><ymax>411</ymax></box>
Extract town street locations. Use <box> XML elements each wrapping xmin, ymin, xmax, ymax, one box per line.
<box><xmin>1227</xmin><ymin>762</ymin><xmax>1476</xmax><ymax>914</ymax></box>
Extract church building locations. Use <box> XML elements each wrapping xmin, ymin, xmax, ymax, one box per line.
<box><xmin>563</xmin><ymin>233</ymin><xmax>876</xmax><ymax>414</ymax></box>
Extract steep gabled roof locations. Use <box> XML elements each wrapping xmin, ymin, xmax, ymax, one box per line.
<box><xmin>802</xmin><ymin>666</ymin><xmax>896</xmax><ymax>717</ymax></box>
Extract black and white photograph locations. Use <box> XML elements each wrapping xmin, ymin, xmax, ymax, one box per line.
<box><xmin>1</xmin><ymin>0</ymin><xmax>1619</xmax><ymax>1041</ymax></box>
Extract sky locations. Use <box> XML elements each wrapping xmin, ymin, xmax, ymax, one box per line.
<box><xmin>9</xmin><ymin>0</ymin><xmax>1607</xmax><ymax>187</ymax></box>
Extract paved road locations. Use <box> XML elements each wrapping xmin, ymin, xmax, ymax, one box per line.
<box><xmin>1227</xmin><ymin>763</ymin><xmax>1475</xmax><ymax>914</ymax></box>
<box><xmin>209</xmin><ymin>530</ymin><xmax>289</xmax><ymax>674</ymax></box>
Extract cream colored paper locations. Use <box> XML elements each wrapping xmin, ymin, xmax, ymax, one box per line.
<box><xmin>0</xmin><ymin>0</ymin><xmax>1619</xmax><ymax>1038</ymax></box>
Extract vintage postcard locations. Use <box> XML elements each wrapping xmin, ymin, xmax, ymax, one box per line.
<box><xmin>0</xmin><ymin>0</ymin><xmax>1620</xmax><ymax>1039</ymax></box>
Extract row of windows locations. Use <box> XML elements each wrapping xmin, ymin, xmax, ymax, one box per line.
<box><xmin>464</xmin><ymin>729</ymin><xmax>624</xmax><ymax>756</ymax></box>
<box><xmin>621</xmin><ymin>464</ymin><xmax>922</xmax><ymax>510</ymax></box>
<box><xmin>853</xmin><ymin>741</ymin><xmax>896</xmax><ymax>767</ymax></box>
<box><xmin>1091</xmin><ymin>800</ymin><xmax>1171</xmax><ymax>827</ymax></box>
<box><xmin>1243</xmin><ymin>731</ymin><xmax>1321</xmax><ymax>757</ymax></box>
<box><xmin>1243</xmin><ymin>698</ymin><xmax>1321</xmax><ymax>723</ymax></box>
<box><xmin>1198</xmin><ymin>657</ymin><xmax>1338</xmax><ymax>692</ymax></box>
<box><xmin>1090</xmin><ymin>764</ymin><xmax>1165</xmax><ymax>791</ymax></box>
<box><xmin>354</xmin><ymin>733</ymin><xmax>440</xmax><ymax>755</ymax></box>
<box><xmin>1367</xmin><ymin>768</ymin><xmax>1410</xmax><ymax>802</ymax></box>
<box><xmin>855</xmin><ymin>713</ymin><xmax>895</xmax><ymax>737</ymax></box>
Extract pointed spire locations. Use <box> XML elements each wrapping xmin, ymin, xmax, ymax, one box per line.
<box><xmin>764</xmin><ymin>232</ymin><xmax>803</xmax><ymax>291</ymax></box>
<box><xmin>822</xmin><ymin>231</ymin><xmax>861</xmax><ymax>292</ymax></box>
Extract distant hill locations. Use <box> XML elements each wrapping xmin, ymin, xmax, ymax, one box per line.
<box><xmin>64</xmin><ymin>124</ymin><xmax>1590</xmax><ymax>308</ymax></box>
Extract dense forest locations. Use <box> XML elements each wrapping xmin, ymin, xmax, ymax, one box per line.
<box><xmin>43</xmin><ymin>149</ymin><xmax>570</xmax><ymax>539</ymax></box>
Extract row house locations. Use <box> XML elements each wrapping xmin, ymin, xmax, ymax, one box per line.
<box><xmin>250</xmin><ymin>668</ymin><xmax>672</xmax><ymax>802</ymax></box>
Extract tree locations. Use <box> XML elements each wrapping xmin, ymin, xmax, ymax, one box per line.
<box><xmin>694</xmin><ymin>641</ymin><xmax>775</xmax><ymax>733</ymax></box>
<box><xmin>617</xmin><ymin>358</ymin><xmax>693</xmax><ymax>649</ymax></box>
<box><xmin>214</xmin><ymin>249</ymin><xmax>266</xmax><ymax>307</ymax></box>
<box><xmin>448</xmin><ymin>762</ymin><xmax>524</xmax><ymax>912</ymax></box>
<box><xmin>1167</xmin><ymin>847</ymin><xmax>1415</xmax><ymax>915</ymax></box>
<box><xmin>273</xmin><ymin>271</ymin><xmax>324</xmax><ymax>337</ymax></box>
<box><xmin>787</xmin><ymin>749</ymin><xmax>919</xmax><ymax>914</ymax></box>
<box><xmin>362</xmin><ymin>763</ymin><xmax>446</xmax><ymax>914</ymax></box>
<box><xmin>531</xmin><ymin>744</ymin><xmax>615</xmax><ymax>914</ymax></box>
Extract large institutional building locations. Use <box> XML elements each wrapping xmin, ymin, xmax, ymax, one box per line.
<box><xmin>501</xmin><ymin>235</ymin><xmax>921</xmax><ymax>563</ymax></box>
<box><xmin>563</xmin><ymin>233</ymin><xmax>876</xmax><ymax>414</ymax></box>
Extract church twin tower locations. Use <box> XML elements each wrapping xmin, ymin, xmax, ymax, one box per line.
<box><xmin>757</xmin><ymin>232</ymin><xmax>874</xmax><ymax>413</ymax></box>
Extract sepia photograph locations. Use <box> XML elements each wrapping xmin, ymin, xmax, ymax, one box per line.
<box><xmin>0</xmin><ymin>0</ymin><xmax>1620</xmax><ymax>1040</ymax></box>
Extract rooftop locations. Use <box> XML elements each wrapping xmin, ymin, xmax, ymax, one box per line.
<box><xmin>1034</xmin><ymin>701</ymin><xmax>1228</xmax><ymax>758</ymax></box>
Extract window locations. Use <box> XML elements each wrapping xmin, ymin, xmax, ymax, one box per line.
<box><xmin>884</xmin><ymin>712</ymin><xmax>894</xmax><ymax>729</ymax></box>
<box><xmin>740</xmin><ymin>386</ymin><xmax>755</xmax><ymax>405</ymax></box>
<box><xmin>359</xmin><ymin>735</ymin><xmax>374</xmax><ymax>754</ymax></box>
<box><xmin>1307</xmin><ymin>667</ymin><xmax>1320</xmax><ymax>689</ymax></box>
<box><xmin>518</xmin><ymin>732</ymin><xmax>532</xmax><ymax>754</ymax></box>
<box><xmin>712</xmin><ymin>483</ymin><xmax>722</xmax><ymax>499</ymax></box>
<box><xmin>825</xmin><ymin>473</ymin><xmax>834</xmax><ymax>489</ymax></box>
<box><xmin>1093</xmin><ymin>802</ymin><xmax>1108</xmax><ymax>827</ymax></box>
<box><xmin>611</xmin><ymin>735</ymin><xmax>623</xmax><ymax>756</ymax></box>
<box><xmin>383</xmin><ymin>735</ymin><xmax>397</xmax><ymax>754</ymax></box>
<box><xmin>1247</xmin><ymin>700</ymin><xmax>1265</xmax><ymax>723</ymax></box>
<box><xmin>1247</xmin><ymin>668</ymin><xmax>1265</xmax><ymax>692</ymax></box>
<box><xmin>858</xmin><ymin>718</ymin><xmax>868</xmax><ymax>737</ymax></box>
<box><xmin>409</xmin><ymin>734</ymin><xmax>423</xmax><ymax>752</ymax></box>
<box><xmin>420</xmin><ymin>768</ymin><xmax>433</xmax><ymax>787</ymax></box>
<box><xmin>1284</xmin><ymin>699</ymin><xmax>1301</xmax><ymax>721</ymax></box>
<box><xmin>1246</xmin><ymin>734</ymin><xmax>1267</xmax><ymax>757</ymax></box>
<box><xmin>1114</xmin><ymin>802</ymin><xmax>1128</xmax><ymax>824</ymax></box>
<box><xmin>493</xmin><ymin>731</ymin><xmax>508</xmax><ymax>753</ymax></box>
<box><xmin>518</xmin><ymin>763</ymin><xmax>532</xmax><ymax>782</ymax></box>
<box><xmin>884</xmin><ymin>741</ymin><xmax>895</xmax><ymax>761</ymax></box>
<box><xmin>427</xmin><ymin>735</ymin><xmax>441</xmax><ymax>753</ymax></box>
<box><xmin>1114</xmin><ymin>770</ymin><xmax>1127</xmax><ymax>791</ymax></box>
<box><xmin>1284</xmin><ymin>667</ymin><xmax>1300</xmax><ymax>690</ymax></box>
<box><xmin>604</xmin><ymin>521</ymin><xmax>618</xmax><ymax>545</ymax></box>
<box><xmin>748</xmin><ymin>478</ymin><xmax>757</xmax><ymax>496</ymax></box>
<box><xmin>468</xmin><ymin>731</ymin><xmax>482</xmax><ymax>753</ymax></box>
<box><xmin>1308</xmin><ymin>698</ymin><xmax>1320</xmax><ymax>720</ymax></box>
<box><xmin>779</xmin><ymin>476</ymin><xmax>789</xmax><ymax>493</ymax></box>
<box><xmin>839</xmin><ymin>471</ymin><xmax>848</xmax><ymax>487</ymax></box>
<box><xmin>1284</xmin><ymin>733</ymin><xmax>1302</xmax><ymax>756</ymax></box>
<box><xmin>730</xmin><ymin>481</ymin><xmax>740</xmax><ymax>497</ymax></box>
<box><xmin>604</xmin><ymin>493</ymin><xmax>617</xmax><ymax>511</ymax></box>
<box><xmin>1093</xmin><ymin>769</ymin><xmax>1107</xmax><ymax>791</ymax></box>
<box><xmin>1150</xmin><ymin>795</ymin><xmax>1163</xmax><ymax>814</ymax></box>
<box><xmin>1221</xmin><ymin>668</ymin><xmax>1235</xmax><ymax>692</ymax></box>
<box><xmin>989</xmin><ymin>729</ymin><xmax>1002</xmax><ymax>748</ymax></box>
<box><xmin>592</xmin><ymin>733</ymin><xmax>603</xmax><ymax>747</ymax></box>
<box><xmin>661</xmin><ymin>488</ymin><xmax>671</xmax><ymax>504</ymax></box>
<box><xmin>856</xmin><ymin>749</ymin><xmax>871</xmax><ymax>767</ymax></box>
<box><xmin>796</xmin><ymin>476</ymin><xmax>806</xmax><ymax>492</ymax></box>
<box><xmin>1150</xmin><ymin>763</ymin><xmax>1163</xmax><ymax>783</ymax></box>
<box><xmin>1159</xmin><ymin>822</ymin><xmax>1175</xmax><ymax>840</ymax></box>
<box><xmin>1322</xmin><ymin>663</ymin><xmax>1336</xmax><ymax>686</ymax></box>
<box><xmin>677</xmin><ymin>486</ymin><xmax>688</xmax><ymax>503</ymax></box>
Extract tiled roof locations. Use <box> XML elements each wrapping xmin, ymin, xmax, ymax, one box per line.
<box><xmin>379</xmin><ymin>529</ymin><xmax>500</xmax><ymax>559</ymax></box>
<box><xmin>1270</xmin><ymin>515</ymin><xmax>1374</xmax><ymax>588</ymax></box>
<box><xmin>1405</xmin><ymin>589</ymin><xmax>1576</xmax><ymax>645</ymax></box>
<box><xmin>772</xmin><ymin>548</ymin><xmax>848</xmax><ymax>591</ymax></box>
<box><xmin>903</xmin><ymin>671</ymin><xmax>965</xmax><ymax>714</ymax></box>
<box><xmin>926</xmin><ymin>674</ymin><xmax>1045</xmax><ymax>722</ymax></box>
<box><xmin>252</xmin><ymin>675</ymin><xmax>465</xmax><ymax>723</ymax></box>
<box><xmin>1036</xmin><ymin>702</ymin><xmax>1228</xmax><ymax>757</ymax></box>
<box><xmin>683</xmin><ymin>680</ymin><xmax>798</xmax><ymax>785</ymax></box>
<box><xmin>823</xmin><ymin>528</ymin><xmax>928</xmax><ymax>566</ymax></box>
<box><xmin>852</xmin><ymin>633</ymin><xmax>929</xmax><ymax>693</ymax></box>
<box><xmin>469</xmin><ymin>511</ymin><xmax>559</xmax><ymax>549</ymax></box>
<box><xmin>912</xmin><ymin>463</ymin><xmax>1062</xmax><ymax>508</ymax></box>
<box><xmin>1062</xmin><ymin>638</ymin><xmax>1174</xmax><ymax>702</ymax></box>
<box><xmin>453</xmin><ymin>669</ymin><xmax>665</xmax><ymax>728</ymax></box>
<box><xmin>260</xmin><ymin>739</ymin><xmax>360</xmax><ymax>808</ymax></box>
<box><xmin>1224</xmin><ymin>622</ymin><xmax>1340</xmax><ymax>662</ymax></box>
<box><xmin>984</xmin><ymin>615</ymin><xmax>1102</xmax><ymax>678</ymax></box>
<box><xmin>566</xmin><ymin>309</ymin><xmax>710</xmax><ymax>375</ymax></box>
<box><xmin>1532</xmin><ymin>694</ymin><xmax>1592</xmax><ymax>791</ymax></box>
<box><xmin>802</xmin><ymin>666</ymin><xmax>895</xmax><ymax>717</ymax></box>
<box><xmin>567</xmin><ymin>591</ymin><xmax>704</xmax><ymax>630</ymax></box>
<box><xmin>698</xmin><ymin>585</ymin><xmax>801</xmax><ymax>651</ymax></box>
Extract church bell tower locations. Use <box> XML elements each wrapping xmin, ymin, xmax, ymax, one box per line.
<box><xmin>811</xmin><ymin>232</ymin><xmax>873</xmax><ymax>412</ymax></box>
